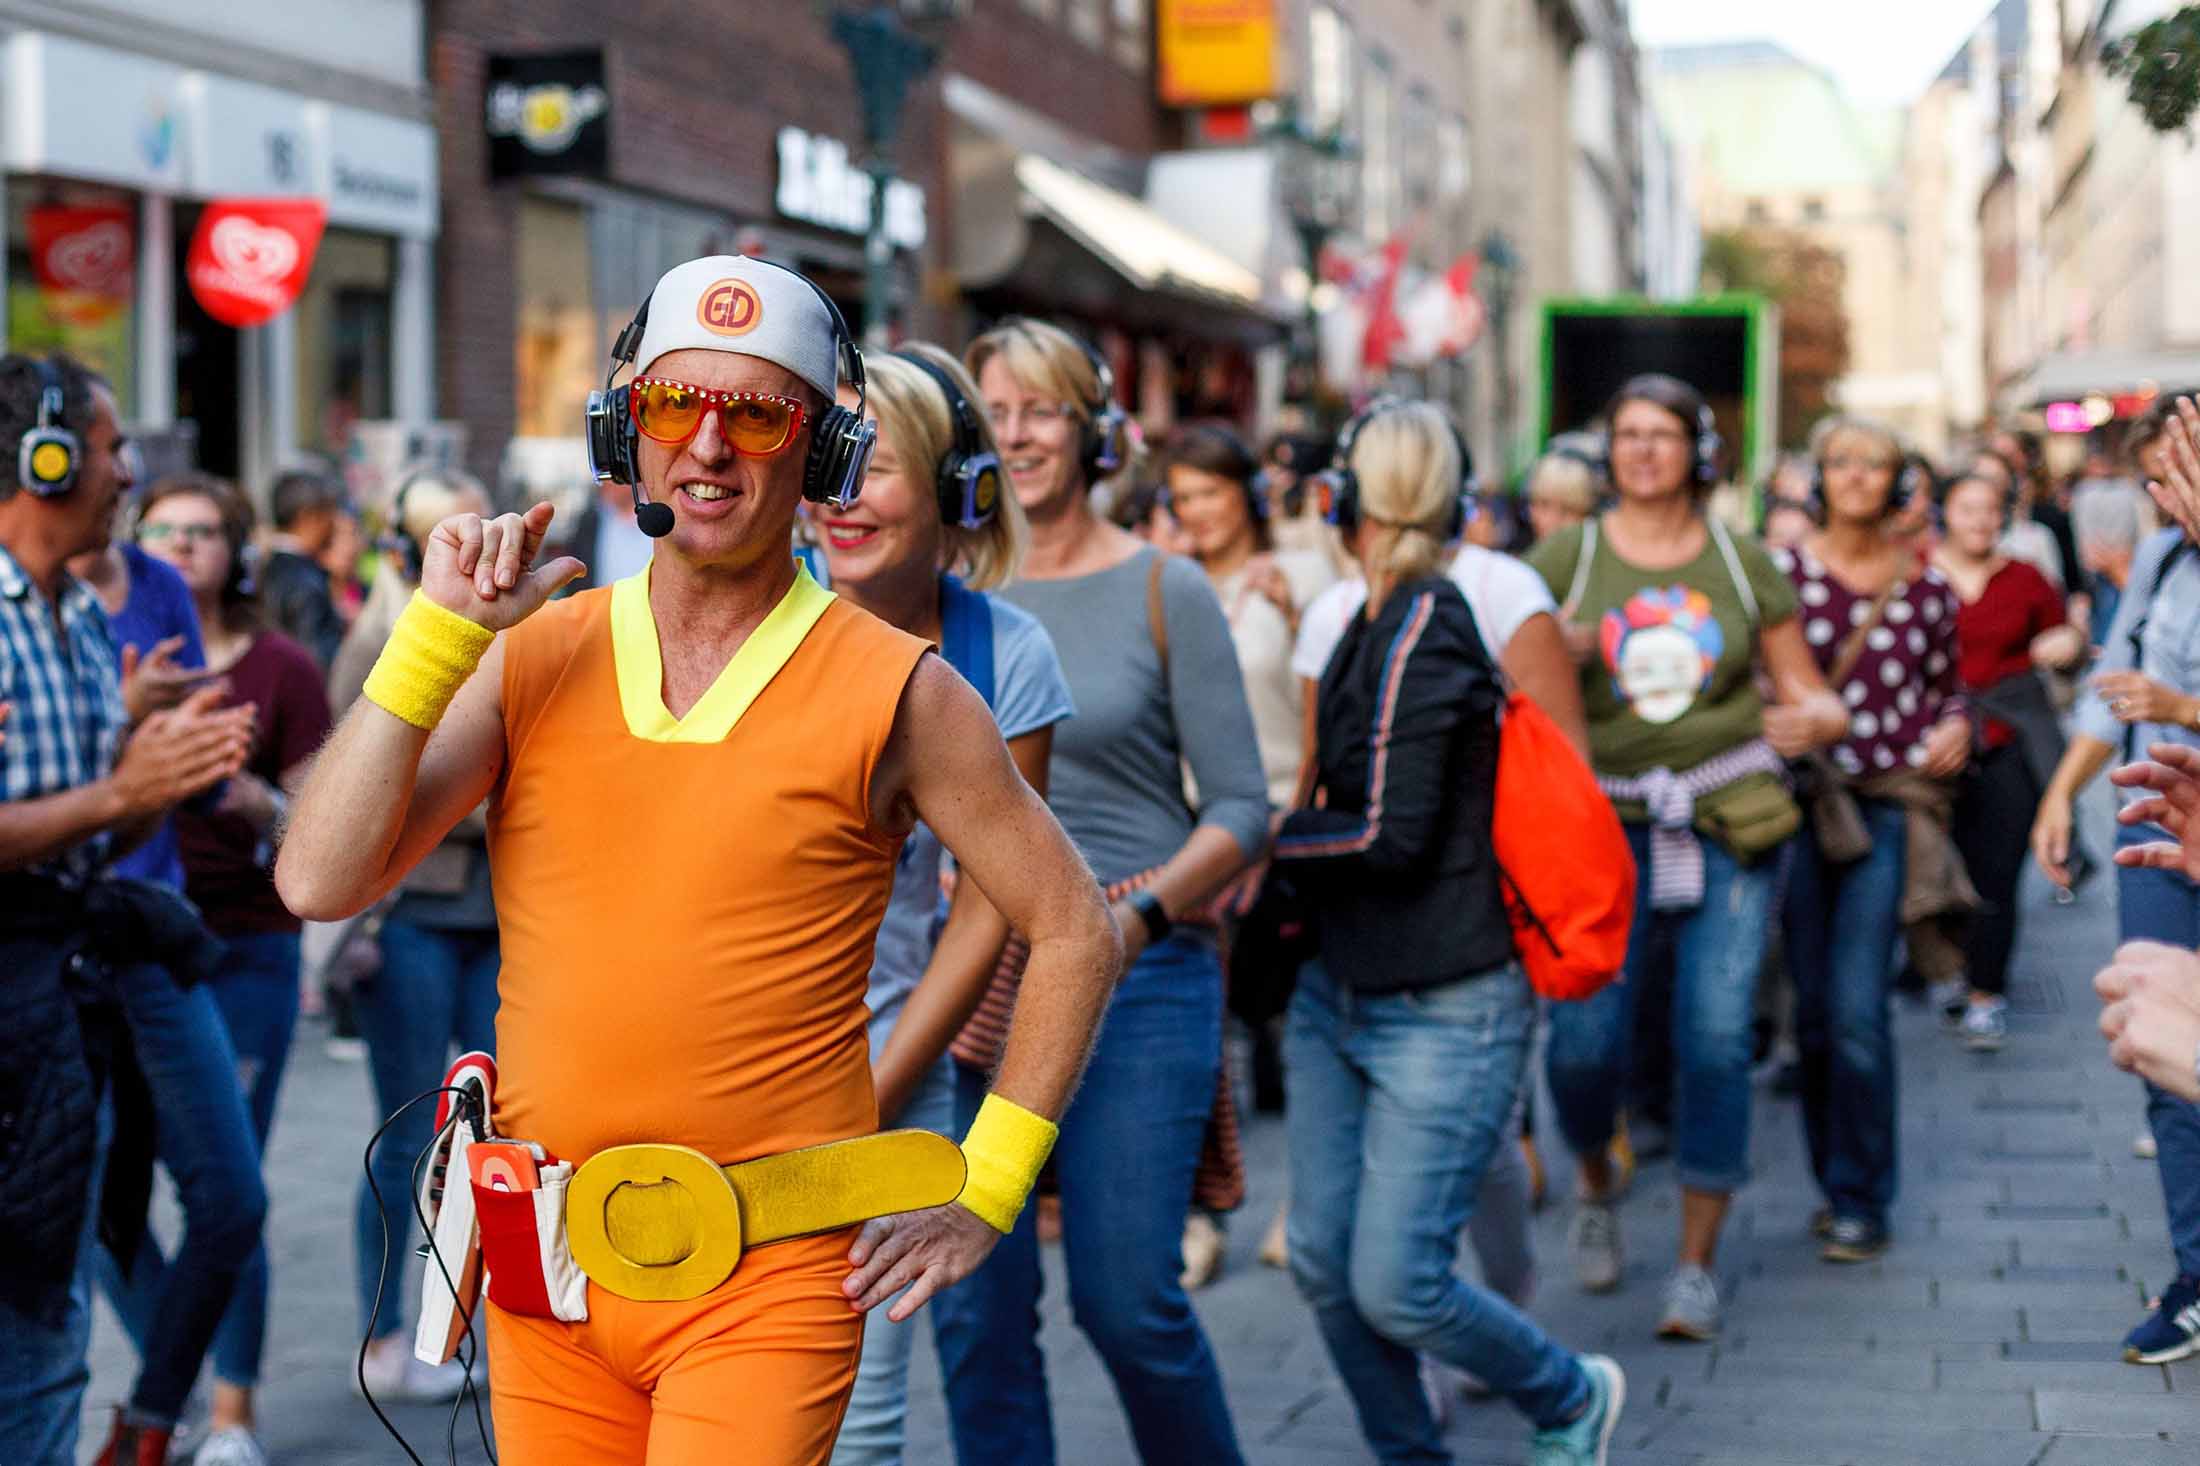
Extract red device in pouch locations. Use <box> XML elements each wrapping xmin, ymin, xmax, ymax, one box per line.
<box><xmin>470</xmin><ymin>1141</ymin><xmax>560</xmax><ymax>1319</ymax></box>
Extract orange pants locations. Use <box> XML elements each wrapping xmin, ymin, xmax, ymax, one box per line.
<box><xmin>484</xmin><ymin>1232</ymin><xmax>864</xmax><ymax>1464</ymax></box>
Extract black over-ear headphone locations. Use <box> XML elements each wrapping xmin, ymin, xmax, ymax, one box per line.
<box><xmin>18</xmin><ymin>359</ymin><xmax>81</xmax><ymax>498</ymax></box>
<box><xmin>1000</xmin><ymin>319</ymin><xmax>1129</xmax><ymax>483</ymax></box>
<box><xmin>585</xmin><ymin>260</ymin><xmax>876</xmax><ymax>537</ymax></box>
<box><xmin>892</xmin><ymin>350</ymin><xmax>1003</xmax><ymax>532</ymax></box>
<box><xmin>1319</xmin><ymin>398</ymin><xmax>1475</xmax><ymax>541</ymax></box>
<box><xmin>1159</xmin><ymin>423</ymin><xmax>1269</xmax><ymax>525</ymax></box>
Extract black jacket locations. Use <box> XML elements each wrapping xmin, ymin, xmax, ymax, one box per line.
<box><xmin>0</xmin><ymin>876</ymin><xmax>223</xmax><ymax>1324</ymax></box>
<box><xmin>1276</xmin><ymin>576</ymin><xmax>1513</xmax><ymax>993</ymax></box>
<box><xmin>259</xmin><ymin>549</ymin><xmax>346</xmax><ymax>671</ymax></box>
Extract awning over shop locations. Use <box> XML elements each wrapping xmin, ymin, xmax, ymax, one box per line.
<box><xmin>2012</xmin><ymin>349</ymin><xmax>2200</xmax><ymax>406</ymax></box>
<box><xmin>948</xmin><ymin>80</ymin><xmax>1284</xmax><ymax>345</ymax></box>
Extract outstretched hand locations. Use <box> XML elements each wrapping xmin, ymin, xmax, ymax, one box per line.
<box><xmin>2095</xmin><ymin>940</ymin><xmax>2200</xmax><ymax>1101</ymax></box>
<box><xmin>842</xmin><ymin>1202</ymin><xmax>1002</xmax><ymax>1324</ymax></box>
<box><xmin>420</xmin><ymin>501</ymin><xmax>585</xmax><ymax>633</ymax></box>
<box><xmin>2111</xmin><ymin>743</ymin><xmax>2200</xmax><ymax>883</ymax></box>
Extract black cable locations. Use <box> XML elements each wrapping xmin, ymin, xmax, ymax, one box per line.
<box><xmin>360</xmin><ymin>1085</ymin><xmax>498</xmax><ymax>1466</ymax></box>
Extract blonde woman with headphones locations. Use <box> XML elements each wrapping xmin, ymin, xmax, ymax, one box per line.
<box><xmin>933</xmin><ymin>319</ymin><xmax>1266</xmax><ymax>1466</ymax></box>
<box><xmin>329</xmin><ymin>467</ymin><xmax>506</xmax><ymax>1406</ymax></box>
<box><xmin>808</xmin><ymin>344</ymin><xmax>1074</xmax><ymax>1466</ymax></box>
<box><xmin>1274</xmin><ymin>402</ymin><xmax>1625</xmax><ymax>1466</ymax></box>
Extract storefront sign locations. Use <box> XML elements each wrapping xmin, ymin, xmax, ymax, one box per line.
<box><xmin>186</xmin><ymin>199</ymin><xmax>327</xmax><ymax>328</ymax></box>
<box><xmin>28</xmin><ymin>207</ymin><xmax>137</xmax><ymax>324</ymax></box>
<box><xmin>775</xmin><ymin>127</ymin><xmax>926</xmax><ymax>252</ymax></box>
<box><xmin>486</xmin><ymin>51</ymin><xmax>611</xmax><ymax>177</ymax></box>
<box><xmin>1156</xmin><ymin>0</ymin><xmax>1280</xmax><ymax>108</ymax></box>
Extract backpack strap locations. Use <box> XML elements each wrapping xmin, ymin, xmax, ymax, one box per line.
<box><xmin>1706</xmin><ymin>515</ymin><xmax>1761</xmax><ymax>630</ymax></box>
<box><xmin>1147</xmin><ymin>551</ymin><xmax>1171</xmax><ymax>698</ymax></box>
<box><xmin>938</xmin><ymin>573</ymin><xmax>996</xmax><ymax>710</ymax></box>
<box><xmin>1562</xmin><ymin>519</ymin><xmax>1599</xmax><ymax>617</ymax></box>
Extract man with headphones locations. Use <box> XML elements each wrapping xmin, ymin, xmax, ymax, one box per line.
<box><xmin>276</xmin><ymin>257</ymin><xmax>1121</xmax><ymax>1465</ymax></box>
<box><xmin>0</xmin><ymin>353</ymin><xmax>262</xmax><ymax>1466</ymax></box>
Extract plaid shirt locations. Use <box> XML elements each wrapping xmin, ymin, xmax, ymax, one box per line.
<box><xmin>0</xmin><ymin>543</ymin><xmax>128</xmax><ymax>881</ymax></box>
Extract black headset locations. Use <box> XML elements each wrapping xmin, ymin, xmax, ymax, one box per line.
<box><xmin>1605</xmin><ymin>375</ymin><xmax>1722</xmax><ymax>488</ymax></box>
<box><xmin>999</xmin><ymin>318</ymin><xmax>1128</xmax><ymax>482</ymax></box>
<box><xmin>1319</xmin><ymin>398</ymin><xmax>1475</xmax><ymax>541</ymax></box>
<box><xmin>891</xmin><ymin>350</ymin><xmax>1003</xmax><ymax>532</ymax></box>
<box><xmin>1159</xmin><ymin>423</ymin><xmax>1270</xmax><ymax>525</ymax></box>
<box><xmin>584</xmin><ymin>260</ymin><xmax>875</xmax><ymax>536</ymax></box>
<box><xmin>17</xmin><ymin>359</ymin><xmax>81</xmax><ymax>498</ymax></box>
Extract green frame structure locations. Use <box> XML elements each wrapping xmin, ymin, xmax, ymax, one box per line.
<box><xmin>1534</xmin><ymin>294</ymin><xmax>1780</xmax><ymax>487</ymax></box>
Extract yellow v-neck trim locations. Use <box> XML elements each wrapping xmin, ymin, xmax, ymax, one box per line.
<box><xmin>609</xmin><ymin>560</ymin><xmax>836</xmax><ymax>743</ymax></box>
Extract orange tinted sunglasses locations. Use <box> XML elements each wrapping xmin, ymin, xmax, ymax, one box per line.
<box><xmin>628</xmin><ymin>377</ymin><xmax>807</xmax><ymax>457</ymax></box>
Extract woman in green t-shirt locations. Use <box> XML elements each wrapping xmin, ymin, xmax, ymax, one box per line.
<box><xmin>1528</xmin><ymin>373</ymin><xmax>1847</xmax><ymax>1345</ymax></box>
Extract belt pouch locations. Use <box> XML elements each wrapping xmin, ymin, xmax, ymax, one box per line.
<box><xmin>473</xmin><ymin>1177</ymin><xmax>555</xmax><ymax>1318</ymax></box>
<box><xmin>474</xmin><ymin>1161</ymin><xmax>589</xmax><ymax>1323</ymax></box>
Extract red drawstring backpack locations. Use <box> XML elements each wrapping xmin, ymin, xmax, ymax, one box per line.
<box><xmin>1493</xmin><ymin>691</ymin><xmax>1635</xmax><ymax>1001</ymax></box>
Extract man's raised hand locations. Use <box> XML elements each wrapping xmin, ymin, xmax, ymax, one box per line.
<box><xmin>421</xmin><ymin>500</ymin><xmax>585</xmax><ymax>633</ymax></box>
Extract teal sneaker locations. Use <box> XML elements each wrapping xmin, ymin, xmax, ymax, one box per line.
<box><xmin>1529</xmin><ymin>1354</ymin><xmax>1626</xmax><ymax>1466</ymax></box>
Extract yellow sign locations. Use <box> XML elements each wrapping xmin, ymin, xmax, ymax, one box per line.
<box><xmin>1157</xmin><ymin>0</ymin><xmax>1279</xmax><ymax>108</ymax></box>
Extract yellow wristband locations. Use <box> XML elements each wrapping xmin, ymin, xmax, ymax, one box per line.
<box><xmin>361</xmin><ymin>591</ymin><xmax>495</xmax><ymax>731</ymax></box>
<box><xmin>956</xmin><ymin>1092</ymin><xmax>1060</xmax><ymax>1234</ymax></box>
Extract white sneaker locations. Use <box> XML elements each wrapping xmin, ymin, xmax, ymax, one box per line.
<box><xmin>1569</xmin><ymin>1201</ymin><xmax>1623</xmax><ymax>1294</ymax></box>
<box><xmin>1180</xmin><ymin>1212</ymin><xmax>1226</xmax><ymax>1291</ymax></box>
<box><xmin>358</xmin><ymin>1339</ymin><xmax>474</xmax><ymax>1404</ymax></box>
<box><xmin>192</xmin><ymin>1427</ymin><xmax>270</xmax><ymax>1466</ymax></box>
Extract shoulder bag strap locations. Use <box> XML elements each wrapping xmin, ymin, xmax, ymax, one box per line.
<box><xmin>1147</xmin><ymin>551</ymin><xmax>1171</xmax><ymax>698</ymax></box>
<box><xmin>1706</xmin><ymin>515</ymin><xmax>1761</xmax><ymax>630</ymax></box>
<box><xmin>1562</xmin><ymin>519</ymin><xmax>1599</xmax><ymax>617</ymax></box>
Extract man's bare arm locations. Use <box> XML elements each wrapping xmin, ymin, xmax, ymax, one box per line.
<box><xmin>274</xmin><ymin>642</ymin><xmax>506</xmax><ymax>921</ymax></box>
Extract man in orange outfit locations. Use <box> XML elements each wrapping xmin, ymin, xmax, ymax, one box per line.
<box><xmin>277</xmin><ymin>256</ymin><xmax>1121</xmax><ymax>1463</ymax></box>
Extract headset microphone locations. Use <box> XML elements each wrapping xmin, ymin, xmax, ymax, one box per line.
<box><xmin>633</xmin><ymin>488</ymin><xmax>675</xmax><ymax>538</ymax></box>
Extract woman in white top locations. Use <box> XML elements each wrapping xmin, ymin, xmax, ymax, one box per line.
<box><xmin>1163</xmin><ymin>423</ymin><xmax>1338</xmax><ymax>806</ymax></box>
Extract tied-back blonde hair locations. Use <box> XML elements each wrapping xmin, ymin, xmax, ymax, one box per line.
<box><xmin>1351</xmin><ymin>402</ymin><xmax>1461</xmax><ymax>584</ymax></box>
<box><xmin>964</xmin><ymin>318</ymin><xmax>1142</xmax><ymax>490</ymax></box>
<box><xmin>390</xmin><ymin>465</ymin><xmax>490</xmax><ymax>552</ymax></box>
<box><xmin>866</xmin><ymin>343</ymin><xmax>1028</xmax><ymax>591</ymax></box>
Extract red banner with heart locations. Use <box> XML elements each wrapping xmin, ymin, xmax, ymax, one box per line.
<box><xmin>28</xmin><ymin>206</ymin><xmax>135</xmax><ymax>326</ymax></box>
<box><xmin>186</xmin><ymin>199</ymin><xmax>328</xmax><ymax>328</ymax></box>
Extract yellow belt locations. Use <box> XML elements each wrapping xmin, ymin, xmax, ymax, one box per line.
<box><xmin>564</xmin><ymin>1130</ymin><xmax>966</xmax><ymax>1302</ymax></box>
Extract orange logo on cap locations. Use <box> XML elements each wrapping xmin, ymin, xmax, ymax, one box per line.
<box><xmin>697</xmin><ymin>279</ymin><xmax>762</xmax><ymax>337</ymax></box>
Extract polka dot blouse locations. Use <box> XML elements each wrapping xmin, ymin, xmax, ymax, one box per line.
<box><xmin>1772</xmin><ymin>544</ymin><xmax>1965</xmax><ymax>778</ymax></box>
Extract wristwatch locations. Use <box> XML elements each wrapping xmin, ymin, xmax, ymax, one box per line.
<box><xmin>1128</xmin><ymin>889</ymin><xmax>1173</xmax><ymax>945</ymax></box>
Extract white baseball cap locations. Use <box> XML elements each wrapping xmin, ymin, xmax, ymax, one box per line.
<box><xmin>631</xmin><ymin>255</ymin><xmax>842</xmax><ymax>401</ymax></box>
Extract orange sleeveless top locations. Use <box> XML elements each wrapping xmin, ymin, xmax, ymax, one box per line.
<box><xmin>486</xmin><ymin>565</ymin><xmax>929</xmax><ymax>1166</ymax></box>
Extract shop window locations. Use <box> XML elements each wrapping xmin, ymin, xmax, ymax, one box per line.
<box><xmin>293</xmin><ymin>229</ymin><xmax>394</xmax><ymax>457</ymax></box>
<box><xmin>1309</xmin><ymin>7</ymin><xmax>1354</xmax><ymax>135</ymax></box>
<box><xmin>5</xmin><ymin>182</ymin><xmax>139</xmax><ymax>418</ymax></box>
<box><xmin>1067</xmin><ymin>0</ymin><xmax>1103</xmax><ymax>48</ymax></box>
<box><xmin>1112</xmin><ymin>0</ymin><xmax>1147</xmax><ymax>70</ymax></box>
<box><xmin>516</xmin><ymin>196</ymin><xmax>599</xmax><ymax>441</ymax></box>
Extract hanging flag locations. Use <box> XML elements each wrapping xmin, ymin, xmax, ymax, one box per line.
<box><xmin>28</xmin><ymin>206</ymin><xmax>135</xmax><ymax>327</ymax></box>
<box><xmin>1360</xmin><ymin>233</ymin><xmax>1410</xmax><ymax>375</ymax></box>
<box><xmin>186</xmin><ymin>200</ymin><xmax>328</xmax><ymax>328</ymax></box>
<box><xmin>1397</xmin><ymin>251</ymin><xmax>1488</xmax><ymax>365</ymax></box>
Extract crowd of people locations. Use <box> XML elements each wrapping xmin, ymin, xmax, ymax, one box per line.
<box><xmin>7</xmin><ymin>253</ymin><xmax>2200</xmax><ymax>1466</ymax></box>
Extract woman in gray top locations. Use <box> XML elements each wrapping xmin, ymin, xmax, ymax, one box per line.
<box><xmin>927</xmin><ymin>319</ymin><xmax>1267</xmax><ymax>1466</ymax></box>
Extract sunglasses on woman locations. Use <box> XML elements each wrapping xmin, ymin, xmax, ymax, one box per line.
<box><xmin>628</xmin><ymin>377</ymin><xmax>807</xmax><ymax>457</ymax></box>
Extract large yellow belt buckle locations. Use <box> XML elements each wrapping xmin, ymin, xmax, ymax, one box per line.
<box><xmin>564</xmin><ymin>1132</ymin><xmax>968</xmax><ymax>1303</ymax></box>
<box><xmin>566</xmin><ymin>1145</ymin><xmax>743</xmax><ymax>1302</ymax></box>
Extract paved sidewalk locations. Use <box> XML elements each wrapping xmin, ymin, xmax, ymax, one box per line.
<box><xmin>83</xmin><ymin>820</ymin><xmax>2198</xmax><ymax>1463</ymax></box>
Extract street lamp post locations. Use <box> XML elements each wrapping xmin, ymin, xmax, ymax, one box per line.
<box><xmin>1264</xmin><ymin>100</ymin><xmax>1355</xmax><ymax>399</ymax></box>
<box><xmin>1478</xmin><ymin>228</ymin><xmax>1521</xmax><ymax>472</ymax></box>
<box><xmin>819</xmin><ymin>1</ymin><xmax>968</xmax><ymax>349</ymax></box>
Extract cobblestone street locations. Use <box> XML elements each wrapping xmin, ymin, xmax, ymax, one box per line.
<box><xmin>82</xmin><ymin>808</ymin><xmax>2200</xmax><ymax>1463</ymax></box>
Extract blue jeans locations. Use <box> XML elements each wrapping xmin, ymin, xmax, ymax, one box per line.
<box><xmin>1285</xmin><ymin>963</ymin><xmax>1587</xmax><ymax>1465</ymax></box>
<box><xmin>1545</xmin><ymin>824</ymin><xmax>1775</xmax><ymax>1194</ymax></box>
<box><xmin>353</xmin><ymin>918</ymin><xmax>501</xmax><ymax>1339</ymax></box>
<box><xmin>0</xmin><ymin>1095</ymin><xmax>111</xmax><ymax>1465</ymax></box>
<box><xmin>929</xmin><ymin>932</ymin><xmax>1245</xmax><ymax>1466</ymax></box>
<box><xmin>830</xmin><ymin>1009</ymin><xmax>959</xmax><ymax>1466</ymax></box>
<box><xmin>100</xmin><ymin>934</ymin><xmax>300</xmax><ymax>1390</ymax></box>
<box><xmin>2117</xmin><ymin>820</ymin><xmax>2200</xmax><ymax>1279</ymax></box>
<box><xmin>95</xmin><ymin>961</ymin><xmax>268</xmax><ymax>1424</ymax></box>
<box><xmin>1785</xmin><ymin>800</ymin><xmax>1907</xmax><ymax>1228</ymax></box>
